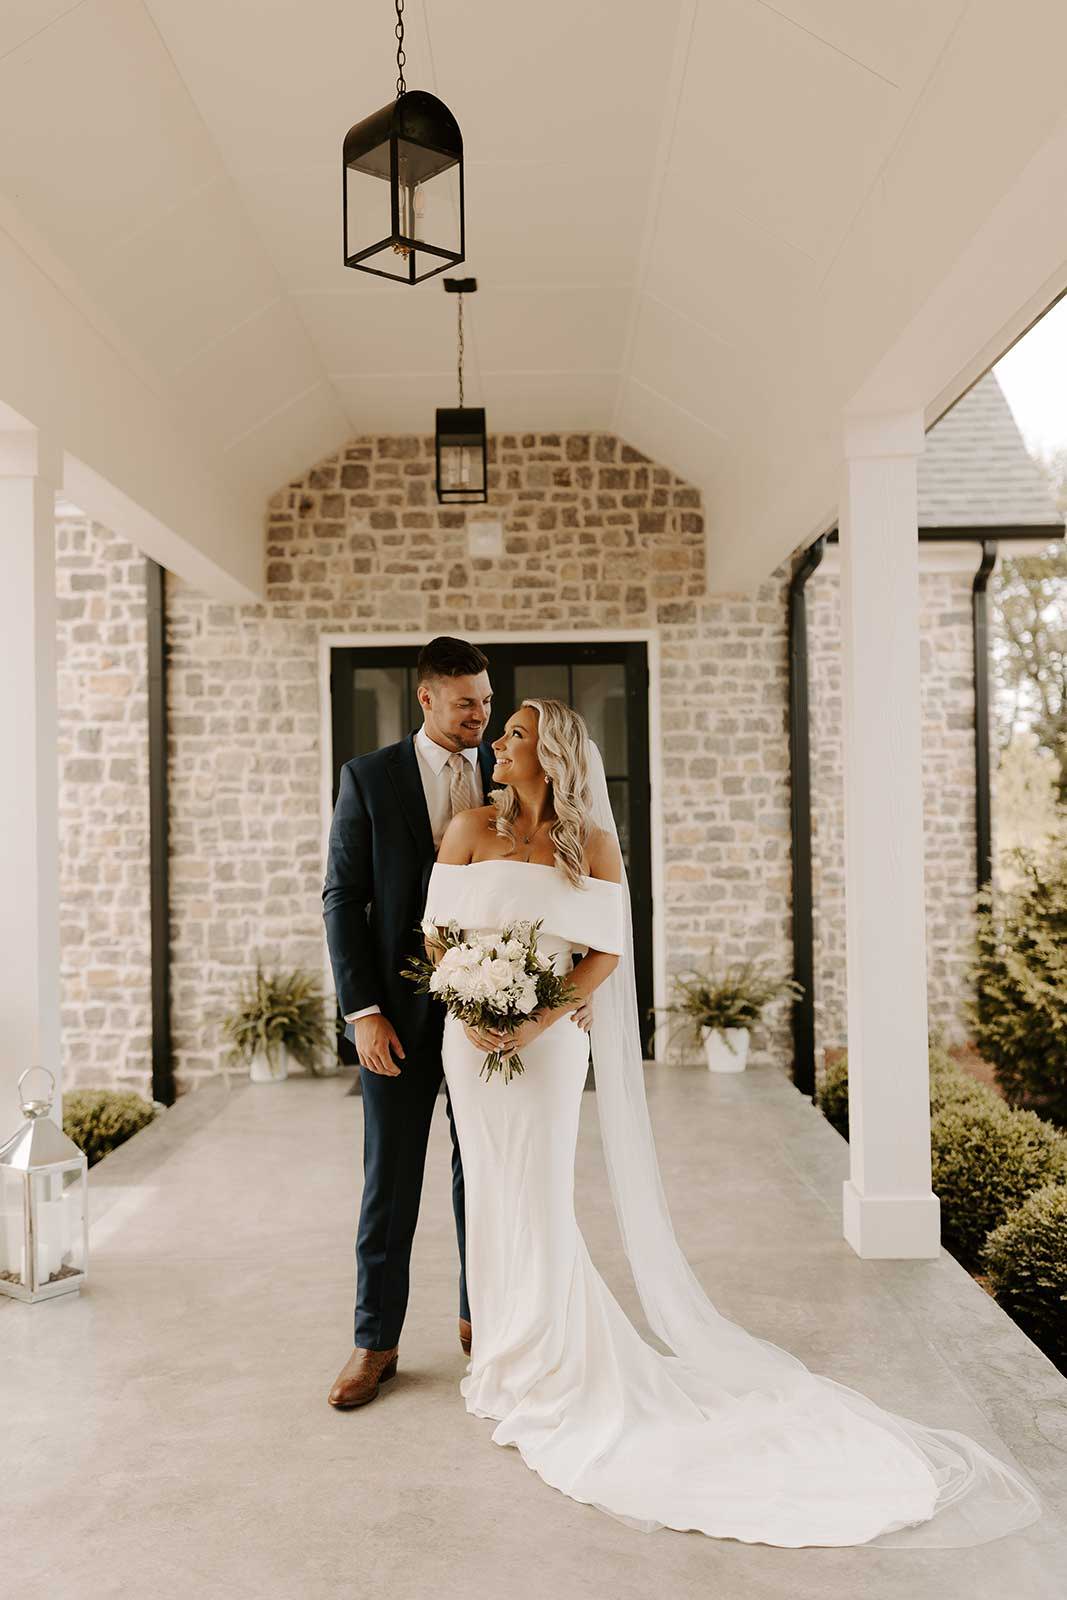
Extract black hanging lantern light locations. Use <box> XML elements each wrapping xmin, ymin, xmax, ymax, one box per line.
<box><xmin>436</xmin><ymin>278</ymin><xmax>487</xmax><ymax>504</ymax></box>
<box><xmin>342</xmin><ymin>0</ymin><xmax>465</xmax><ymax>284</ymax></box>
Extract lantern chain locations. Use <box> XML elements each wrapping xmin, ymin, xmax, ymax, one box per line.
<box><xmin>394</xmin><ymin>0</ymin><xmax>406</xmax><ymax>97</ymax></box>
<box><xmin>457</xmin><ymin>293</ymin><xmax>465</xmax><ymax>408</ymax></box>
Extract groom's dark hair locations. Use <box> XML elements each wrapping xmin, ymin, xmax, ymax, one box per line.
<box><xmin>417</xmin><ymin>636</ymin><xmax>490</xmax><ymax>685</ymax></box>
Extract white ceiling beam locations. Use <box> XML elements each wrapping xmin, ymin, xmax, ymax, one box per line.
<box><xmin>0</xmin><ymin>200</ymin><xmax>264</xmax><ymax>603</ymax></box>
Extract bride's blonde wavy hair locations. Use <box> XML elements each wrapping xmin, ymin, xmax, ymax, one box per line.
<box><xmin>489</xmin><ymin>698</ymin><xmax>594</xmax><ymax>889</ymax></box>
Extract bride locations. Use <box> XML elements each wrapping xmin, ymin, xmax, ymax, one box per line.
<box><xmin>421</xmin><ymin>696</ymin><xmax>1043</xmax><ymax>1549</ymax></box>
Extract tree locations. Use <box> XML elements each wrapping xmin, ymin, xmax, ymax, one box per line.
<box><xmin>969</xmin><ymin>839</ymin><xmax>1067</xmax><ymax>1128</ymax></box>
<box><xmin>990</xmin><ymin>447</ymin><xmax>1067</xmax><ymax>803</ymax></box>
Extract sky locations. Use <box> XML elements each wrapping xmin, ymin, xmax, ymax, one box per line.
<box><xmin>993</xmin><ymin>291</ymin><xmax>1067</xmax><ymax>464</ymax></box>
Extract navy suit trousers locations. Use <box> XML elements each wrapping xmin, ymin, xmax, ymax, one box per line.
<box><xmin>354</xmin><ymin>1044</ymin><xmax>469</xmax><ymax>1350</ymax></box>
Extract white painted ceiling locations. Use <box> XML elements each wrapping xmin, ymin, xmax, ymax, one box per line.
<box><xmin>2</xmin><ymin>1</ymin><xmax>1067</xmax><ymax>594</ymax></box>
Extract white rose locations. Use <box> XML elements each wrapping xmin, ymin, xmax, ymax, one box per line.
<box><xmin>514</xmin><ymin>982</ymin><xmax>539</xmax><ymax>1015</ymax></box>
<box><xmin>501</xmin><ymin>938</ymin><xmax>526</xmax><ymax>961</ymax></box>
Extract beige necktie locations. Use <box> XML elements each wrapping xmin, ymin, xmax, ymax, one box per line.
<box><xmin>447</xmin><ymin>750</ymin><xmax>479</xmax><ymax>822</ymax></box>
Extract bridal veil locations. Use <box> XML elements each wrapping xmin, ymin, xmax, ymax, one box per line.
<box><xmin>582</xmin><ymin>736</ymin><xmax>1042</xmax><ymax>1548</ymax></box>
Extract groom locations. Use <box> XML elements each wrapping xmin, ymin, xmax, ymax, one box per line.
<box><xmin>322</xmin><ymin>635</ymin><xmax>491</xmax><ymax>1408</ymax></box>
<box><xmin>322</xmin><ymin>635</ymin><xmax>594</xmax><ymax>1410</ymax></box>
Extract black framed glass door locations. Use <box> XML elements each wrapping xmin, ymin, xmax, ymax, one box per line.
<box><xmin>330</xmin><ymin>639</ymin><xmax>654</xmax><ymax>1056</ymax></box>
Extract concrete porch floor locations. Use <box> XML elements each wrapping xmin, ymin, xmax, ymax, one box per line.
<box><xmin>3</xmin><ymin>1058</ymin><xmax>1065</xmax><ymax>1600</ymax></box>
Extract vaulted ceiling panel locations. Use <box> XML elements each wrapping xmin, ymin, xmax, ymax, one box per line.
<box><xmin>477</xmin><ymin>370</ymin><xmax>619</xmax><ymax>434</ymax></box>
<box><xmin>80</xmin><ymin>179</ymin><xmax>282</xmax><ymax>378</ymax></box>
<box><xmin>474</xmin><ymin>285</ymin><xmax>631</xmax><ymax>374</ymax></box>
<box><xmin>641</xmin><ymin>171</ymin><xmax>821</xmax><ymax>354</ymax></box>
<box><xmin>1</xmin><ymin>0</ymin><xmax>1065</xmax><ymax>598</ymax></box>
<box><xmin>221</xmin><ymin>379</ymin><xmax>349</xmax><ymax>501</ymax></box>
<box><xmin>331</xmin><ymin>368</ymin><xmax>618</xmax><ymax>437</ymax></box>
<box><xmin>460</xmin><ymin>162</ymin><xmax>644</xmax><ymax>290</ymax></box>
<box><xmin>628</xmin><ymin>293</ymin><xmax>775</xmax><ymax>439</ymax></box>
<box><xmin>427</xmin><ymin>2</ymin><xmax>684</xmax><ymax>168</ymax></box>
<box><xmin>295</xmin><ymin>286</ymin><xmax>459</xmax><ymax>380</ymax></box>
<box><xmin>674</xmin><ymin>0</ymin><xmax>901</xmax><ymax>267</ymax></box>
<box><xmin>0</xmin><ymin>1</ymin><xmax>77</xmax><ymax>59</ymax></box>
<box><xmin>168</xmin><ymin>297</ymin><xmax>330</xmax><ymax>449</ymax></box>
<box><xmin>615</xmin><ymin>375</ymin><xmax>733</xmax><ymax>494</ymax></box>
<box><xmin>0</xmin><ymin>0</ymin><xmax>222</xmax><ymax>268</ymax></box>
<box><xmin>757</xmin><ymin>0</ymin><xmax>965</xmax><ymax>90</ymax></box>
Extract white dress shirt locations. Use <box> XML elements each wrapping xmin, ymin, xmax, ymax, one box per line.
<box><xmin>344</xmin><ymin>725</ymin><xmax>485</xmax><ymax>1024</ymax></box>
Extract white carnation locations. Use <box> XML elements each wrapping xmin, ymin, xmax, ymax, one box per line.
<box><xmin>449</xmin><ymin>967</ymin><xmax>480</xmax><ymax>1001</ymax></box>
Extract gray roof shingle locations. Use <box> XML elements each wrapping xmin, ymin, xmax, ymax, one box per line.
<box><xmin>918</xmin><ymin>369</ymin><xmax>1063</xmax><ymax>528</ymax></box>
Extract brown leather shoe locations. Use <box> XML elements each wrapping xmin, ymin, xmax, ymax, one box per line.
<box><xmin>458</xmin><ymin>1316</ymin><xmax>472</xmax><ymax>1355</ymax></box>
<box><xmin>327</xmin><ymin>1344</ymin><xmax>399</xmax><ymax>1409</ymax></box>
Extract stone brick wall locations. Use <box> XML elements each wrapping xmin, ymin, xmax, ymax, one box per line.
<box><xmin>165</xmin><ymin>431</ymin><xmax>802</xmax><ymax>1092</ymax></box>
<box><xmin>57</xmin><ymin>432</ymin><xmax>982</xmax><ymax>1099</ymax></box>
<box><xmin>808</xmin><ymin>559</ymin><xmax>980</xmax><ymax>1079</ymax></box>
<box><xmin>55</xmin><ymin>510</ymin><xmax>152</xmax><ymax>1096</ymax></box>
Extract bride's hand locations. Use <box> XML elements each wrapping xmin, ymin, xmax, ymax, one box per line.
<box><xmin>482</xmin><ymin>1017</ymin><xmax>543</xmax><ymax>1058</ymax></box>
<box><xmin>463</xmin><ymin>1020</ymin><xmax>514</xmax><ymax>1051</ymax></box>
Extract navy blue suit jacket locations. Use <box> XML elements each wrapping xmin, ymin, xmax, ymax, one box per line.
<box><xmin>322</xmin><ymin>730</ymin><xmax>499</xmax><ymax>1055</ymax></box>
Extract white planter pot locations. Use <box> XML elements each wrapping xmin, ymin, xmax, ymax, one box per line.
<box><xmin>249</xmin><ymin>1043</ymin><xmax>291</xmax><ymax>1084</ymax></box>
<box><xmin>701</xmin><ymin>1026</ymin><xmax>750</xmax><ymax>1073</ymax></box>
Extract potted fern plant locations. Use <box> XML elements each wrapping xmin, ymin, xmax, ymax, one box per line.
<box><xmin>220</xmin><ymin>961</ymin><xmax>341</xmax><ymax>1083</ymax></box>
<box><xmin>656</xmin><ymin>950</ymin><xmax>804</xmax><ymax>1072</ymax></box>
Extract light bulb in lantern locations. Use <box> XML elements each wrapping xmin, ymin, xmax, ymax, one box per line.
<box><xmin>392</xmin><ymin>182</ymin><xmax>419</xmax><ymax>258</ymax></box>
<box><xmin>444</xmin><ymin>446</ymin><xmax>476</xmax><ymax>490</ymax></box>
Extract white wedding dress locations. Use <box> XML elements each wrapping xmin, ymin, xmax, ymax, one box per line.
<box><xmin>422</xmin><ymin>748</ymin><xmax>1043</xmax><ymax>1550</ymax></box>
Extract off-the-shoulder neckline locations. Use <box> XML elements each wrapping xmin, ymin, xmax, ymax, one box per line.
<box><xmin>432</xmin><ymin>858</ymin><xmax>621</xmax><ymax>889</ymax></box>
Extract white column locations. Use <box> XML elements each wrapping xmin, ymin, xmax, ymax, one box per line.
<box><xmin>838</xmin><ymin>411</ymin><xmax>941</xmax><ymax>1259</ymax></box>
<box><xmin>0</xmin><ymin>430</ymin><xmax>62</xmax><ymax>1131</ymax></box>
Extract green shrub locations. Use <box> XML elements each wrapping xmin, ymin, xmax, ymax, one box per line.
<box><xmin>967</xmin><ymin>841</ymin><xmax>1067</xmax><ymax>1127</ymax></box>
<box><xmin>930</xmin><ymin>1102</ymin><xmax>1067</xmax><ymax>1269</ymax></box>
<box><xmin>62</xmin><ymin>1089</ymin><xmax>159</xmax><ymax>1168</ymax></box>
<box><xmin>980</xmin><ymin>1183</ymin><xmax>1067</xmax><ymax>1367</ymax></box>
<box><xmin>928</xmin><ymin>1064</ymin><xmax>1002</xmax><ymax>1117</ymax></box>
<box><xmin>816</xmin><ymin>1044</ymin><xmax>998</xmax><ymax>1138</ymax></box>
<box><xmin>818</xmin><ymin>1054</ymin><xmax>850</xmax><ymax>1137</ymax></box>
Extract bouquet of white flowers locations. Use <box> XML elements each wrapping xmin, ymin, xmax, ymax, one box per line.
<box><xmin>402</xmin><ymin>916</ymin><xmax>580</xmax><ymax>1083</ymax></box>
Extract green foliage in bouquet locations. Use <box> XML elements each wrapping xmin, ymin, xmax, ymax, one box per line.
<box><xmin>967</xmin><ymin>840</ymin><xmax>1067</xmax><ymax>1127</ymax></box>
<box><xmin>653</xmin><ymin>945</ymin><xmax>803</xmax><ymax>1058</ymax></box>
<box><xmin>219</xmin><ymin>960</ymin><xmax>340</xmax><ymax>1077</ymax></box>
<box><xmin>62</xmin><ymin>1089</ymin><xmax>159</xmax><ymax>1169</ymax></box>
<box><xmin>403</xmin><ymin>916</ymin><xmax>580</xmax><ymax>1083</ymax></box>
<box><xmin>980</xmin><ymin>1182</ymin><xmax>1067</xmax><ymax>1368</ymax></box>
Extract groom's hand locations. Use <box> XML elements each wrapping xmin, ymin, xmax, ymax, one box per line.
<box><xmin>570</xmin><ymin>999</ymin><xmax>593</xmax><ymax>1033</ymax></box>
<box><xmin>354</xmin><ymin>1015</ymin><xmax>405</xmax><ymax>1076</ymax></box>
